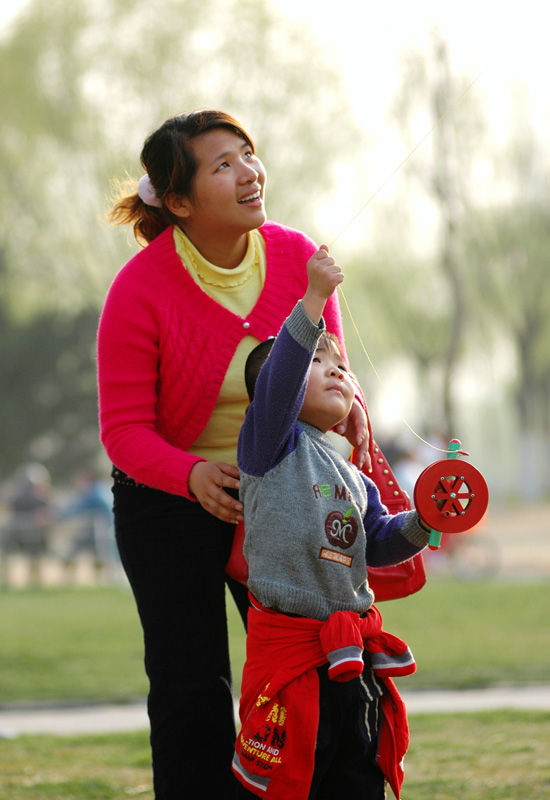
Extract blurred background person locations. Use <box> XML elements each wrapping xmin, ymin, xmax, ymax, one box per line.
<box><xmin>0</xmin><ymin>462</ymin><xmax>52</xmax><ymax>587</ymax></box>
<box><xmin>56</xmin><ymin>466</ymin><xmax>119</xmax><ymax>583</ymax></box>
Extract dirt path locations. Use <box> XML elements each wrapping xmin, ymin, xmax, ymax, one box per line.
<box><xmin>1</xmin><ymin>684</ymin><xmax>550</xmax><ymax>737</ymax></box>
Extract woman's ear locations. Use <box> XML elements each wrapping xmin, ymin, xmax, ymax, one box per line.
<box><xmin>165</xmin><ymin>193</ymin><xmax>191</xmax><ymax>219</ymax></box>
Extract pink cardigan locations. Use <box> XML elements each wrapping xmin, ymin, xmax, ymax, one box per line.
<box><xmin>97</xmin><ymin>222</ymin><xmax>348</xmax><ymax>499</ymax></box>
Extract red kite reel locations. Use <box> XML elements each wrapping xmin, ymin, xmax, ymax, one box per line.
<box><xmin>413</xmin><ymin>440</ymin><xmax>489</xmax><ymax>548</ymax></box>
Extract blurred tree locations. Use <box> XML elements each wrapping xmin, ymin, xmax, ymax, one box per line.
<box><xmin>0</xmin><ymin>266</ymin><xmax>100</xmax><ymax>480</ymax></box>
<box><xmin>388</xmin><ymin>31</ymin><xmax>485</xmax><ymax>437</ymax></box>
<box><xmin>0</xmin><ymin>0</ymin><xmax>359</xmax><ymax>481</ymax></box>
<box><xmin>352</xmin><ymin>30</ymin><xmax>490</xmax><ymax>438</ymax></box>
<box><xmin>467</xmin><ymin>203</ymin><xmax>550</xmax><ymax>429</ymax></box>
<box><xmin>463</xmin><ymin>127</ymin><xmax>550</xmax><ymax>498</ymax></box>
<box><xmin>0</xmin><ymin>0</ymin><xmax>358</xmax><ymax>316</ymax></box>
<box><xmin>343</xmin><ymin>246</ymin><xmax>454</xmax><ymax>431</ymax></box>
<box><xmin>344</xmin><ymin>40</ymin><xmax>488</xmax><ymax>438</ymax></box>
<box><xmin>347</xmin><ymin>31</ymin><xmax>485</xmax><ymax>439</ymax></box>
<box><xmin>344</xmin><ymin>60</ymin><xmax>549</xmax><ymax>499</ymax></box>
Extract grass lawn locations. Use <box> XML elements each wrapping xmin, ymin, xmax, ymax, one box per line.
<box><xmin>371</xmin><ymin>577</ymin><xmax>550</xmax><ymax>689</ymax></box>
<box><xmin>0</xmin><ymin>710</ymin><xmax>548</xmax><ymax>799</ymax></box>
<box><xmin>0</xmin><ymin>587</ymin><xmax>148</xmax><ymax>704</ymax></box>
<box><xmin>0</xmin><ymin>579</ymin><xmax>549</xmax><ymax>704</ymax></box>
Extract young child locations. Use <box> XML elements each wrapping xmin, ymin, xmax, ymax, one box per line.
<box><xmin>233</xmin><ymin>246</ymin><xmax>431</xmax><ymax>800</ymax></box>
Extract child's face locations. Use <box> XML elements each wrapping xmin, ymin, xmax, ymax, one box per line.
<box><xmin>298</xmin><ymin>341</ymin><xmax>355</xmax><ymax>432</ymax></box>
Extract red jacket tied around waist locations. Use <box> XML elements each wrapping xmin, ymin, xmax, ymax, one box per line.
<box><xmin>233</xmin><ymin>598</ymin><xmax>415</xmax><ymax>800</ymax></box>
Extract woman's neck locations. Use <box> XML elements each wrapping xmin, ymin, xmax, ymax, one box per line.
<box><xmin>178</xmin><ymin>225</ymin><xmax>249</xmax><ymax>269</ymax></box>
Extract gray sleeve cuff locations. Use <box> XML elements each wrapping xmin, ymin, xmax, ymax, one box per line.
<box><xmin>400</xmin><ymin>512</ymin><xmax>432</xmax><ymax>548</ymax></box>
<box><xmin>285</xmin><ymin>300</ymin><xmax>326</xmax><ymax>352</ymax></box>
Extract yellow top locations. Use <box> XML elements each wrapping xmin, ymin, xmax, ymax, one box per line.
<box><xmin>173</xmin><ymin>226</ymin><xmax>266</xmax><ymax>465</ymax></box>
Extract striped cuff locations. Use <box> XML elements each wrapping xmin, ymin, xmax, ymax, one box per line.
<box><xmin>285</xmin><ymin>300</ymin><xmax>325</xmax><ymax>352</ymax></box>
<box><xmin>327</xmin><ymin>645</ymin><xmax>364</xmax><ymax>682</ymax></box>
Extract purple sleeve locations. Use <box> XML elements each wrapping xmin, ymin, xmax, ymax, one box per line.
<box><xmin>237</xmin><ymin>326</ymin><xmax>313</xmax><ymax>477</ymax></box>
<box><xmin>362</xmin><ymin>477</ymin><xmax>424</xmax><ymax>566</ymax></box>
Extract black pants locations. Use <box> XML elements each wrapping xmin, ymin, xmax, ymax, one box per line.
<box><xmin>237</xmin><ymin>663</ymin><xmax>386</xmax><ymax>800</ymax></box>
<box><xmin>112</xmin><ymin>476</ymin><xmax>249</xmax><ymax>800</ymax></box>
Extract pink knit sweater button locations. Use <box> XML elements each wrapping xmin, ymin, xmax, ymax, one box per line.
<box><xmin>242</xmin><ymin>321</ymin><xmax>250</xmax><ymax>329</ymax></box>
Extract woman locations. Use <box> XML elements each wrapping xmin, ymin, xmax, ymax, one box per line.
<box><xmin>97</xmin><ymin>109</ymin><xmax>369</xmax><ymax>799</ymax></box>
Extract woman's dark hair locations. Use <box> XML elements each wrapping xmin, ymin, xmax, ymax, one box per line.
<box><xmin>107</xmin><ymin>110</ymin><xmax>255</xmax><ymax>246</ymax></box>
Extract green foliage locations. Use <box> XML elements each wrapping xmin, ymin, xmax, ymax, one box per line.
<box><xmin>0</xmin><ymin>0</ymin><xmax>358</xmax><ymax>315</ymax></box>
<box><xmin>463</xmin><ymin>202</ymin><xmax>550</xmax><ymax>433</ymax></box>
<box><xmin>381</xmin><ymin>32</ymin><xmax>487</xmax><ymax>436</ymax></box>
<box><xmin>0</xmin><ymin>303</ymin><xmax>100</xmax><ymax>481</ymax></box>
<box><xmin>345</xmin><ymin>251</ymin><xmax>452</xmax><ymax>366</ymax></box>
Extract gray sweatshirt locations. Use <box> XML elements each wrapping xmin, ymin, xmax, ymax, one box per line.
<box><xmin>238</xmin><ymin>301</ymin><xmax>429</xmax><ymax>621</ymax></box>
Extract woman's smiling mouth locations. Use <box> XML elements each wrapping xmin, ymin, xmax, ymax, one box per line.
<box><xmin>238</xmin><ymin>190</ymin><xmax>261</xmax><ymax>204</ymax></box>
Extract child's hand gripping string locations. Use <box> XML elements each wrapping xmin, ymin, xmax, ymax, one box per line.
<box><xmin>302</xmin><ymin>246</ymin><xmax>370</xmax><ymax>469</ymax></box>
<box><xmin>302</xmin><ymin>245</ymin><xmax>345</xmax><ymax>325</ymax></box>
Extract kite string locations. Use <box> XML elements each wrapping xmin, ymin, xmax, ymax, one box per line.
<box><xmin>338</xmin><ymin>284</ymin><xmax>451</xmax><ymax>454</ymax></box>
<box><xmin>328</xmin><ymin>69</ymin><xmax>486</xmax><ymax>250</ymax></box>
<box><xmin>331</xmin><ymin>70</ymin><xmax>487</xmax><ymax>454</ymax></box>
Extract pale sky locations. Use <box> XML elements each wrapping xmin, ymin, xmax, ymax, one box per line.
<box><xmin>0</xmin><ymin>0</ymin><xmax>25</xmax><ymax>28</ymax></box>
<box><xmin>274</xmin><ymin>0</ymin><xmax>549</xmax><ymax>136</ymax></box>
<box><xmin>3</xmin><ymin>0</ymin><xmax>547</xmax><ymax>150</ymax></box>
<box><xmin>2</xmin><ymin>0</ymin><xmax>547</xmax><ymax>128</ymax></box>
<box><xmin>272</xmin><ymin>1</ymin><xmax>549</xmax><ymax>242</ymax></box>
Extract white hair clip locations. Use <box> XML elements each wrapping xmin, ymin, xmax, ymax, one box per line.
<box><xmin>137</xmin><ymin>174</ymin><xmax>162</xmax><ymax>208</ymax></box>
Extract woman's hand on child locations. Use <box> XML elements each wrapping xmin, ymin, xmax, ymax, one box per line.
<box><xmin>334</xmin><ymin>399</ymin><xmax>372</xmax><ymax>471</ymax></box>
<box><xmin>188</xmin><ymin>461</ymin><xmax>244</xmax><ymax>524</ymax></box>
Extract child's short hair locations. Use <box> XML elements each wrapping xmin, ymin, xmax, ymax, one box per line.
<box><xmin>244</xmin><ymin>331</ymin><xmax>344</xmax><ymax>402</ymax></box>
<box><xmin>318</xmin><ymin>331</ymin><xmax>343</xmax><ymax>356</ymax></box>
<box><xmin>245</xmin><ymin>339</ymin><xmax>275</xmax><ymax>401</ymax></box>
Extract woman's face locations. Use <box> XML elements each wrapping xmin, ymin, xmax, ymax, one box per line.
<box><xmin>175</xmin><ymin>128</ymin><xmax>267</xmax><ymax>240</ymax></box>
